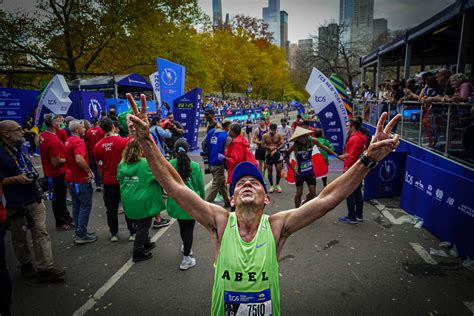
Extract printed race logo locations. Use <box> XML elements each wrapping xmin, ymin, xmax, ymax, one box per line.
<box><xmin>88</xmin><ymin>99</ymin><xmax>102</xmax><ymax>119</ymax></box>
<box><xmin>162</xmin><ymin>68</ymin><xmax>177</xmax><ymax>86</ymax></box>
<box><xmin>446</xmin><ymin>197</ymin><xmax>455</xmax><ymax>206</ymax></box>
<box><xmin>379</xmin><ymin>160</ymin><xmax>396</xmax><ymax>182</ymax></box>
<box><xmin>314</xmin><ymin>96</ymin><xmax>326</xmax><ymax>102</ymax></box>
<box><xmin>426</xmin><ymin>184</ymin><xmax>433</xmax><ymax>196</ymax></box>
<box><xmin>404</xmin><ymin>171</ymin><xmax>413</xmax><ymax>185</ymax></box>
<box><xmin>435</xmin><ymin>189</ymin><xmax>443</xmax><ymax>201</ymax></box>
<box><xmin>325</xmin><ymin>112</ymin><xmax>334</xmax><ymax>119</ymax></box>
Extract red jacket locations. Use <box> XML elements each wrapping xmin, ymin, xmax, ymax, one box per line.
<box><xmin>344</xmin><ymin>130</ymin><xmax>367</xmax><ymax>171</ymax></box>
<box><xmin>225</xmin><ymin>134</ymin><xmax>257</xmax><ymax>184</ymax></box>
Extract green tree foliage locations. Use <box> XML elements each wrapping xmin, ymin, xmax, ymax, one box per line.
<box><xmin>1</xmin><ymin>3</ymin><xmax>300</xmax><ymax>100</ymax></box>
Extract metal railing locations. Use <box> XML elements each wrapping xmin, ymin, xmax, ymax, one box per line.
<box><xmin>353</xmin><ymin>99</ymin><xmax>474</xmax><ymax>169</ymax></box>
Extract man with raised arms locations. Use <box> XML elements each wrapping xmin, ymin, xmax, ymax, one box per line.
<box><xmin>125</xmin><ymin>93</ymin><xmax>401</xmax><ymax>315</ymax></box>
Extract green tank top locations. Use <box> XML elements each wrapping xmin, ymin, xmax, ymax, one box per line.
<box><xmin>211</xmin><ymin>213</ymin><xmax>280</xmax><ymax>315</ymax></box>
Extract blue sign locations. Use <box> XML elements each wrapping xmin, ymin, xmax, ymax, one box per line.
<box><xmin>290</xmin><ymin>100</ymin><xmax>305</xmax><ymax>113</ymax></box>
<box><xmin>400</xmin><ymin>156</ymin><xmax>474</xmax><ymax>259</ymax></box>
<box><xmin>80</xmin><ymin>92</ymin><xmax>107</xmax><ymax>121</ymax></box>
<box><xmin>173</xmin><ymin>88</ymin><xmax>202</xmax><ymax>150</ymax></box>
<box><xmin>0</xmin><ymin>88</ymin><xmax>38</xmax><ymax>124</ymax></box>
<box><xmin>157</xmin><ymin>58</ymin><xmax>185</xmax><ymax>116</ymax></box>
<box><xmin>317</xmin><ymin>102</ymin><xmax>345</xmax><ymax>154</ymax></box>
<box><xmin>364</xmin><ymin>151</ymin><xmax>408</xmax><ymax>201</ymax></box>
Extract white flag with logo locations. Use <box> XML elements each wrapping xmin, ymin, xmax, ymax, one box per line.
<box><xmin>34</xmin><ymin>74</ymin><xmax>72</xmax><ymax>125</ymax></box>
<box><xmin>149</xmin><ymin>72</ymin><xmax>161</xmax><ymax>109</ymax></box>
<box><xmin>305</xmin><ymin>68</ymin><xmax>349</xmax><ymax>153</ymax></box>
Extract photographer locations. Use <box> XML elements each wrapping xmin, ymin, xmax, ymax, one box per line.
<box><xmin>0</xmin><ymin>120</ymin><xmax>65</xmax><ymax>282</ymax></box>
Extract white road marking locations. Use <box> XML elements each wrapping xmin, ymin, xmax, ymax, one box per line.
<box><xmin>382</xmin><ymin>210</ymin><xmax>416</xmax><ymax>225</ymax></box>
<box><xmin>205</xmin><ymin>179</ymin><xmax>213</xmax><ymax>191</ymax></box>
<box><xmin>409</xmin><ymin>242</ymin><xmax>437</xmax><ymax>265</ymax></box>
<box><xmin>73</xmin><ymin>218</ymin><xmax>176</xmax><ymax>316</ymax></box>
<box><xmin>463</xmin><ymin>301</ymin><xmax>474</xmax><ymax>314</ymax></box>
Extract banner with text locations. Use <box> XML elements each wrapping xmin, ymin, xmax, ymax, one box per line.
<box><xmin>400</xmin><ymin>156</ymin><xmax>474</xmax><ymax>259</ymax></box>
<box><xmin>149</xmin><ymin>72</ymin><xmax>162</xmax><ymax>110</ymax></box>
<box><xmin>157</xmin><ymin>58</ymin><xmax>185</xmax><ymax>117</ymax></box>
<box><xmin>0</xmin><ymin>88</ymin><xmax>38</xmax><ymax>124</ymax></box>
<box><xmin>364</xmin><ymin>151</ymin><xmax>408</xmax><ymax>201</ymax></box>
<box><xmin>173</xmin><ymin>88</ymin><xmax>202</xmax><ymax>150</ymax></box>
<box><xmin>34</xmin><ymin>74</ymin><xmax>72</xmax><ymax>125</ymax></box>
<box><xmin>305</xmin><ymin>68</ymin><xmax>349</xmax><ymax>154</ymax></box>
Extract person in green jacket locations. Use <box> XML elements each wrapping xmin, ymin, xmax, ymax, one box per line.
<box><xmin>167</xmin><ymin>139</ymin><xmax>205</xmax><ymax>270</ymax></box>
<box><xmin>117</xmin><ymin>139</ymin><xmax>165</xmax><ymax>262</ymax></box>
<box><xmin>314</xmin><ymin>128</ymin><xmax>335</xmax><ymax>187</ymax></box>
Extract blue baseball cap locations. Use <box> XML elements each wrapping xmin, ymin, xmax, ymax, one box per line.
<box><xmin>230</xmin><ymin>162</ymin><xmax>268</xmax><ymax>196</ymax></box>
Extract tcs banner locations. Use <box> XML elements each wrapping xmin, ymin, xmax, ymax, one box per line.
<box><xmin>157</xmin><ymin>58</ymin><xmax>185</xmax><ymax>116</ymax></box>
<box><xmin>305</xmin><ymin>68</ymin><xmax>349</xmax><ymax>154</ymax></box>
<box><xmin>173</xmin><ymin>88</ymin><xmax>202</xmax><ymax>150</ymax></box>
<box><xmin>400</xmin><ymin>156</ymin><xmax>474</xmax><ymax>259</ymax></box>
<box><xmin>363</xmin><ymin>151</ymin><xmax>408</xmax><ymax>201</ymax></box>
<box><xmin>0</xmin><ymin>88</ymin><xmax>38</xmax><ymax>124</ymax></box>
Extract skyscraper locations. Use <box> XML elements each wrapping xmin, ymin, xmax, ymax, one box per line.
<box><xmin>212</xmin><ymin>0</ymin><xmax>222</xmax><ymax>27</ymax></box>
<box><xmin>373</xmin><ymin>18</ymin><xmax>388</xmax><ymax>40</ymax></box>
<box><xmin>318</xmin><ymin>23</ymin><xmax>339</xmax><ymax>59</ymax></box>
<box><xmin>280</xmin><ymin>11</ymin><xmax>289</xmax><ymax>54</ymax></box>
<box><xmin>262</xmin><ymin>0</ymin><xmax>281</xmax><ymax>46</ymax></box>
<box><xmin>339</xmin><ymin>0</ymin><xmax>374</xmax><ymax>44</ymax></box>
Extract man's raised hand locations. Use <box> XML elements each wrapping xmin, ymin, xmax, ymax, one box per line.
<box><xmin>366</xmin><ymin>112</ymin><xmax>401</xmax><ymax>162</ymax></box>
<box><xmin>126</xmin><ymin>93</ymin><xmax>150</xmax><ymax>141</ymax></box>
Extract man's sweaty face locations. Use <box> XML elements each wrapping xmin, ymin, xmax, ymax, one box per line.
<box><xmin>234</xmin><ymin>176</ymin><xmax>265</xmax><ymax>205</ymax></box>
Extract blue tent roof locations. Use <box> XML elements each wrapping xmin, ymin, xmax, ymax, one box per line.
<box><xmin>70</xmin><ymin>73</ymin><xmax>152</xmax><ymax>91</ymax></box>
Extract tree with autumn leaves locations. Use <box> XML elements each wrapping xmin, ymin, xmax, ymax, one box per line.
<box><xmin>0</xmin><ymin>0</ymin><xmax>304</xmax><ymax>101</ymax></box>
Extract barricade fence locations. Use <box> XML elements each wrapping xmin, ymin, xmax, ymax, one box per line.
<box><xmin>353</xmin><ymin>99</ymin><xmax>474</xmax><ymax>168</ymax></box>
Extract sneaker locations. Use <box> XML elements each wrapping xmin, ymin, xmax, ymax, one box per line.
<box><xmin>144</xmin><ymin>241</ymin><xmax>155</xmax><ymax>252</ymax></box>
<box><xmin>338</xmin><ymin>216</ymin><xmax>358</xmax><ymax>224</ymax></box>
<box><xmin>152</xmin><ymin>218</ymin><xmax>170</xmax><ymax>229</ymax></box>
<box><xmin>276</xmin><ymin>185</ymin><xmax>282</xmax><ymax>193</ymax></box>
<box><xmin>180</xmin><ymin>244</ymin><xmax>194</xmax><ymax>256</ymax></box>
<box><xmin>110</xmin><ymin>235</ymin><xmax>119</xmax><ymax>242</ymax></box>
<box><xmin>133</xmin><ymin>251</ymin><xmax>153</xmax><ymax>262</ymax></box>
<box><xmin>356</xmin><ymin>217</ymin><xmax>364</xmax><ymax>222</ymax></box>
<box><xmin>95</xmin><ymin>185</ymin><xmax>103</xmax><ymax>192</ymax></box>
<box><xmin>180</xmin><ymin>256</ymin><xmax>196</xmax><ymax>270</ymax></box>
<box><xmin>269</xmin><ymin>186</ymin><xmax>275</xmax><ymax>193</ymax></box>
<box><xmin>33</xmin><ymin>153</ymin><xmax>40</xmax><ymax>157</ymax></box>
<box><xmin>75</xmin><ymin>234</ymin><xmax>98</xmax><ymax>244</ymax></box>
<box><xmin>128</xmin><ymin>234</ymin><xmax>135</xmax><ymax>242</ymax></box>
<box><xmin>36</xmin><ymin>267</ymin><xmax>65</xmax><ymax>283</ymax></box>
<box><xmin>118</xmin><ymin>204</ymin><xmax>124</xmax><ymax>214</ymax></box>
<box><xmin>21</xmin><ymin>262</ymin><xmax>37</xmax><ymax>279</ymax></box>
<box><xmin>66</xmin><ymin>196</ymin><xmax>72</xmax><ymax>203</ymax></box>
<box><xmin>56</xmin><ymin>223</ymin><xmax>74</xmax><ymax>231</ymax></box>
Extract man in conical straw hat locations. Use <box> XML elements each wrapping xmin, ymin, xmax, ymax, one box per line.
<box><xmin>125</xmin><ymin>93</ymin><xmax>400</xmax><ymax>315</ymax></box>
<box><xmin>284</xmin><ymin>127</ymin><xmax>340</xmax><ymax>207</ymax></box>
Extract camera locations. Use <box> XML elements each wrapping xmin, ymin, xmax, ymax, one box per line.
<box><xmin>200</xmin><ymin>151</ymin><xmax>211</xmax><ymax>174</ymax></box>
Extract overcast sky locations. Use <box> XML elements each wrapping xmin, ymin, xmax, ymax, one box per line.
<box><xmin>2</xmin><ymin>0</ymin><xmax>455</xmax><ymax>43</ymax></box>
<box><xmin>197</xmin><ymin>0</ymin><xmax>455</xmax><ymax>42</ymax></box>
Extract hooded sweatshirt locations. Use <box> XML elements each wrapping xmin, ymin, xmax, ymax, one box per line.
<box><xmin>224</xmin><ymin>134</ymin><xmax>257</xmax><ymax>184</ymax></box>
<box><xmin>343</xmin><ymin>130</ymin><xmax>367</xmax><ymax>172</ymax></box>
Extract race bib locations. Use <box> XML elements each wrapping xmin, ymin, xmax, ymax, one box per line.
<box><xmin>299</xmin><ymin>160</ymin><xmax>312</xmax><ymax>173</ymax></box>
<box><xmin>224</xmin><ymin>289</ymin><xmax>272</xmax><ymax>316</ymax></box>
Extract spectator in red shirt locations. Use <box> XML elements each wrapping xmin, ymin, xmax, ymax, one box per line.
<box><xmin>54</xmin><ymin>115</ymin><xmax>69</xmax><ymax>144</ymax></box>
<box><xmin>94</xmin><ymin>118</ymin><xmax>135</xmax><ymax>242</ymax></box>
<box><xmin>38</xmin><ymin>114</ymin><xmax>73</xmax><ymax>231</ymax></box>
<box><xmin>224</xmin><ymin>123</ymin><xmax>257</xmax><ymax>185</ymax></box>
<box><xmin>85</xmin><ymin>118</ymin><xmax>105</xmax><ymax>191</ymax></box>
<box><xmin>338</xmin><ymin>118</ymin><xmax>368</xmax><ymax>224</ymax></box>
<box><xmin>291</xmin><ymin>114</ymin><xmax>303</xmax><ymax>131</ymax></box>
<box><xmin>64</xmin><ymin>120</ymin><xmax>97</xmax><ymax>244</ymax></box>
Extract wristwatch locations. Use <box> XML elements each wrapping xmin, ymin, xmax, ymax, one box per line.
<box><xmin>360</xmin><ymin>151</ymin><xmax>378</xmax><ymax>169</ymax></box>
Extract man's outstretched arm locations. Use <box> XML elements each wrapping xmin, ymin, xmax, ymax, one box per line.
<box><xmin>125</xmin><ymin>94</ymin><xmax>227</xmax><ymax>233</ymax></box>
<box><xmin>271</xmin><ymin>113</ymin><xmax>401</xmax><ymax>246</ymax></box>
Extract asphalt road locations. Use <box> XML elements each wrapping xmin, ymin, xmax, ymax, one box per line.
<box><xmin>5</xmin><ymin>133</ymin><xmax>474</xmax><ymax>315</ymax></box>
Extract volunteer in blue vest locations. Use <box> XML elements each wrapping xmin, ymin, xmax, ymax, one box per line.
<box><xmin>203</xmin><ymin>119</ymin><xmax>232</xmax><ymax>208</ymax></box>
<box><xmin>125</xmin><ymin>93</ymin><xmax>401</xmax><ymax>315</ymax></box>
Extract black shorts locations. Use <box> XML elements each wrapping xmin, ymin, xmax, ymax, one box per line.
<box><xmin>255</xmin><ymin>147</ymin><xmax>266</xmax><ymax>161</ymax></box>
<box><xmin>266</xmin><ymin>152</ymin><xmax>282</xmax><ymax>165</ymax></box>
<box><xmin>295</xmin><ymin>173</ymin><xmax>316</xmax><ymax>187</ymax></box>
